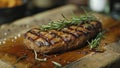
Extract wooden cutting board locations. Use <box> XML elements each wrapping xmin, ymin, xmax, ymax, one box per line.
<box><xmin>0</xmin><ymin>4</ymin><xmax>120</xmax><ymax>68</ymax></box>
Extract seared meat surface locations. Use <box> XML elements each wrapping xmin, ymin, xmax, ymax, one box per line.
<box><xmin>24</xmin><ymin>21</ymin><xmax>102</xmax><ymax>54</ymax></box>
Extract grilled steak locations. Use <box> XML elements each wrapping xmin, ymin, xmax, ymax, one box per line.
<box><xmin>24</xmin><ymin>21</ymin><xmax>102</xmax><ymax>54</ymax></box>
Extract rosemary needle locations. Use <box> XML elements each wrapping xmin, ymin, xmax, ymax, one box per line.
<box><xmin>16</xmin><ymin>54</ymin><xmax>27</xmax><ymax>63</ymax></box>
<box><xmin>52</xmin><ymin>61</ymin><xmax>62</xmax><ymax>67</ymax></box>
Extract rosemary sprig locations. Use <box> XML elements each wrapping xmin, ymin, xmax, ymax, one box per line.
<box><xmin>40</xmin><ymin>13</ymin><xmax>97</xmax><ymax>31</ymax></box>
<box><xmin>88</xmin><ymin>32</ymin><xmax>104</xmax><ymax>50</ymax></box>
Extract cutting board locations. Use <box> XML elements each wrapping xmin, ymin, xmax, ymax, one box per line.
<box><xmin>0</xmin><ymin>4</ymin><xmax>120</xmax><ymax>68</ymax></box>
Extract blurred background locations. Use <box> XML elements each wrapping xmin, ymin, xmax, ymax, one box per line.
<box><xmin>0</xmin><ymin>0</ymin><xmax>120</xmax><ymax>25</ymax></box>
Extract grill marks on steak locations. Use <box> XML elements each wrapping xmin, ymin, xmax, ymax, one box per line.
<box><xmin>24</xmin><ymin>21</ymin><xmax>102</xmax><ymax>54</ymax></box>
<box><xmin>25</xmin><ymin>28</ymin><xmax>50</xmax><ymax>46</ymax></box>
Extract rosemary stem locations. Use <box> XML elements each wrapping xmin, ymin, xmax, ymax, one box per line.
<box><xmin>34</xmin><ymin>50</ymin><xmax>47</xmax><ymax>61</ymax></box>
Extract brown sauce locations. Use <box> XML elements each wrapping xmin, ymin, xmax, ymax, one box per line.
<box><xmin>0</xmin><ymin>35</ymin><xmax>92</xmax><ymax>68</ymax></box>
<box><xmin>0</xmin><ymin>25</ymin><xmax>120</xmax><ymax>68</ymax></box>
